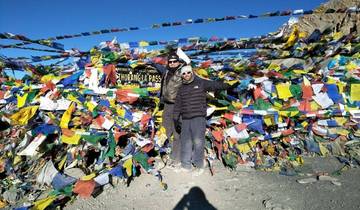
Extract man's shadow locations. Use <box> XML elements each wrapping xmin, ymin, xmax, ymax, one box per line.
<box><xmin>173</xmin><ymin>186</ymin><xmax>217</xmax><ymax>210</ymax></box>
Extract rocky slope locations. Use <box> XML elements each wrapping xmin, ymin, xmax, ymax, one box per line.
<box><xmin>299</xmin><ymin>0</ymin><xmax>359</xmax><ymax>35</ymax></box>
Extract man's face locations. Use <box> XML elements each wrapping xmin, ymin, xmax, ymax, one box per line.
<box><xmin>168</xmin><ymin>59</ymin><xmax>180</xmax><ymax>68</ymax></box>
<box><xmin>181</xmin><ymin>70</ymin><xmax>193</xmax><ymax>81</ymax></box>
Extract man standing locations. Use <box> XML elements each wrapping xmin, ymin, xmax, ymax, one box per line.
<box><xmin>173</xmin><ymin>65</ymin><xmax>232</xmax><ymax>176</ymax></box>
<box><xmin>151</xmin><ymin>50</ymin><xmax>189</xmax><ymax>167</ymax></box>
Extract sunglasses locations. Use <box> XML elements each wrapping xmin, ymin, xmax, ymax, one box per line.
<box><xmin>168</xmin><ymin>60</ymin><xmax>179</xmax><ymax>64</ymax></box>
<box><xmin>182</xmin><ymin>71</ymin><xmax>192</xmax><ymax>76</ymax></box>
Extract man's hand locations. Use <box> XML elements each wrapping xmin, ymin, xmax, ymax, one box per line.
<box><xmin>174</xmin><ymin>119</ymin><xmax>182</xmax><ymax>134</ymax></box>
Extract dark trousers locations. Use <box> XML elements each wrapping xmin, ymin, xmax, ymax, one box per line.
<box><xmin>180</xmin><ymin>117</ymin><xmax>206</xmax><ymax>169</ymax></box>
<box><xmin>163</xmin><ymin>103</ymin><xmax>181</xmax><ymax>162</ymax></box>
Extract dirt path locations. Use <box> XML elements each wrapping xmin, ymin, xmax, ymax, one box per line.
<box><xmin>66</xmin><ymin>157</ymin><xmax>360</xmax><ymax>210</ymax></box>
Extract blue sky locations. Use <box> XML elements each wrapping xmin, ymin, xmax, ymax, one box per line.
<box><xmin>0</xmin><ymin>0</ymin><xmax>327</xmax><ymax>59</ymax></box>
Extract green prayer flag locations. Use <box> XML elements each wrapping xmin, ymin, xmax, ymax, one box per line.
<box><xmin>50</xmin><ymin>185</ymin><xmax>73</xmax><ymax>197</ymax></box>
<box><xmin>290</xmin><ymin>84</ymin><xmax>302</xmax><ymax>99</ymax></box>
<box><xmin>82</xmin><ymin>134</ymin><xmax>107</xmax><ymax>145</ymax></box>
<box><xmin>222</xmin><ymin>152</ymin><xmax>237</xmax><ymax>169</ymax></box>
<box><xmin>103</xmin><ymin>132</ymin><xmax>116</xmax><ymax>158</ymax></box>
<box><xmin>133</xmin><ymin>152</ymin><xmax>150</xmax><ymax>171</ymax></box>
<box><xmin>254</xmin><ymin>98</ymin><xmax>271</xmax><ymax>110</ymax></box>
<box><xmin>133</xmin><ymin>88</ymin><xmax>148</xmax><ymax>97</ymax></box>
<box><xmin>27</xmin><ymin>89</ymin><xmax>39</xmax><ymax>103</ymax></box>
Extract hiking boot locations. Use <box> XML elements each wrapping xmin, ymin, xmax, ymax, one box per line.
<box><xmin>192</xmin><ymin>168</ymin><xmax>205</xmax><ymax>176</ymax></box>
<box><xmin>166</xmin><ymin>160</ymin><xmax>181</xmax><ymax>169</ymax></box>
<box><xmin>174</xmin><ymin>167</ymin><xmax>192</xmax><ymax>173</ymax></box>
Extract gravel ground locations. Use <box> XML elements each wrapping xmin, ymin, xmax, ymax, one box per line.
<box><xmin>65</xmin><ymin>156</ymin><xmax>360</xmax><ymax>210</ymax></box>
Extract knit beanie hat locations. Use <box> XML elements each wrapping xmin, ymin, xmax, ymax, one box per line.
<box><xmin>180</xmin><ymin>65</ymin><xmax>195</xmax><ymax>84</ymax></box>
<box><xmin>167</xmin><ymin>52</ymin><xmax>179</xmax><ymax>61</ymax></box>
<box><xmin>180</xmin><ymin>65</ymin><xmax>192</xmax><ymax>75</ymax></box>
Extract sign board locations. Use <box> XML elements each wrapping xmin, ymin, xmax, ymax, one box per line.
<box><xmin>116</xmin><ymin>67</ymin><xmax>161</xmax><ymax>84</ymax></box>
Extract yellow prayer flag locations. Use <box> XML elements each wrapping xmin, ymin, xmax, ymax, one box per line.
<box><xmin>58</xmin><ymin>155</ymin><xmax>67</xmax><ymax>170</ymax></box>
<box><xmin>116</xmin><ymin>107</ymin><xmax>125</xmax><ymax>117</ymax></box>
<box><xmin>217</xmin><ymin>71</ymin><xmax>225</xmax><ymax>79</ymax></box>
<box><xmin>215</xmin><ymin>106</ymin><xmax>228</xmax><ymax>111</ymax></box>
<box><xmin>260</xmin><ymin>141</ymin><xmax>269</xmax><ymax>148</ymax></box>
<box><xmin>40</xmin><ymin>74</ymin><xmax>55</xmax><ymax>83</ymax></box>
<box><xmin>273</xmin><ymin>101</ymin><xmax>282</xmax><ymax>109</ymax></box>
<box><xmin>326</xmin><ymin>77</ymin><xmax>337</xmax><ymax>84</ymax></box>
<box><xmin>13</xmin><ymin>155</ymin><xmax>22</xmax><ymax>165</ymax></box>
<box><xmin>22</xmin><ymin>84</ymin><xmax>31</xmax><ymax>91</ymax></box>
<box><xmin>40</xmin><ymin>74</ymin><xmax>67</xmax><ymax>84</ymax></box>
<box><xmin>231</xmin><ymin>101</ymin><xmax>242</xmax><ymax>109</ymax></box>
<box><xmin>301</xmin><ymin>121</ymin><xmax>308</xmax><ymax>128</ymax></box>
<box><xmin>123</xmin><ymin>158</ymin><xmax>133</xmax><ymax>176</ymax></box>
<box><xmin>263</xmin><ymin>116</ymin><xmax>274</xmax><ymax>126</ymax></box>
<box><xmin>109</xmin><ymin>99</ymin><xmax>116</xmax><ymax>108</ymax></box>
<box><xmin>334</xmin><ymin>117</ymin><xmax>347</xmax><ymax>126</ymax></box>
<box><xmin>237</xmin><ymin>143</ymin><xmax>251</xmax><ymax>153</ymax></box>
<box><xmin>155</xmin><ymin>109</ymin><xmax>163</xmax><ymax>123</ymax></box>
<box><xmin>296</xmin><ymin>156</ymin><xmax>304</xmax><ymax>165</ymax></box>
<box><xmin>335</xmin><ymin>129</ymin><xmax>349</xmax><ymax>136</ymax></box>
<box><xmin>147</xmin><ymin>87</ymin><xmax>160</xmax><ymax>92</ymax></box>
<box><xmin>151</xmin><ymin>97</ymin><xmax>160</xmax><ymax>116</ymax></box>
<box><xmin>279</xmin><ymin>110</ymin><xmax>299</xmax><ymax>117</ymax></box>
<box><xmin>350</xmin><ymin>84</ymin><xmax>360</xmax><ymax>101</ymax></box>
<box><xmin>129</xmin><ymin>62</ymin><xmax>138</xmax><ymax>69</ymax></box>
<box><xmin>91</xmin><ymin>54</ymin><xmax>102</xmax><ymax>66</ymax></box>
<box><xmin>14</xmin><ymin>81</ymin><xmax>23</xmax><ymax>87</ymax></box>
<box><xmin>298</xmin><ymin>31</ymin><xmax>308</xmax><ymax>39</ymax></box>
<box><xmin>61</xmin><ymin>134</ymin><xmax>81</xmax><ymax>145</ymax></box>
<box><xmin>276</xmin><ymin>83</ymin><xmax>293</xmax><ymax>99</ymax></box>
<box><xmin>346</xmin><ymin>62</ymin><xmax>357</xmax><ymax>71</ymax></box>
<box><xmin>67</xmin><ymin>94</ymin><xmax>82</xmax><ymax>105</ymax></box>
<box><xmin>319</xmin><ymin>143</ymin><xmax>330</xmax><ymax>156</ymax></box>
<box><xmin>158</xmin><ymin>126</ymin><xmax>166</xmax><ymax>135</ymax></box>
<box><xmin>120</xmin><ymin>84</ymin><xmax>139</xmax><ymax>89</ymax></box>
<box><xmin>337</xmin><ymin>82</ymin><xmax>346</xmax><ymax>94</ymax></box>
<box><xmin>155</xmin><ymin>110</ymin><xmax>163</xmax><ymax>117</ymax></box>
<box><xmin>293</xmin><ymin>70</ymin><xmax>307</xmax><ymax>74</ymax></box>
<box><xmin>78</xmin><ymin>84</ymin><xmax>86</xmax><ymax>89</ymax></box>
<box><xmin>85</xmin><ymin>101</ymin><xmax>97</xmax><ymax>112</ymax></box>
<box><xmin>60</xmin><ymin>102</ymin><xmax>75</xmax><ymax>129</ymax></box>
<box><xmin>139</xmin><ymin>41</ymin><xmax>149</xmax><ymax>47</ymax></box>
<box><xmin>32</xmin><ymin>195</ymin><xmax>57</xmax><ymax>210</ymax></box>
<box><xmin>196</xmin><ymin>68</ymin><xmax>209</xmax><ymax>78</ymax></box>
<box><xmin>17</xmin><ymin>93</ymin><xmax>28</xmax><ymax>108</ymax></box>
<box><xmin>333</xmin><ymin>32</ymin><xmax>343</xmax><ymax>40</ymax></box>
<box><xmin>284</xmin><ymin>25</ymin><xmax>298</xmax><ymax>48</ymax></box>
<box><xmin>236</xmin><ymin>140</ymin><xmax>257</xmax><ymax>153</ymax></box>
<box><xmin>281</xmin><ymin>51</ymin><xmax>290</xmax><ymax>57</ymax></box>
<box><xmin>47</xmin><ymin>112</ymin><xmax>57</xmax><ymax>121</ymax></box>
<box><xmin>10</xmin><ymin>106</ymin><xmax>39</xmax><ymax>125</ymax></box>
<box><xmin>310</xmin><ymin>101</ymin><xmax>321</xmax><ymax>111</ymax></box>
<box><xmin>267</xmin><ymin>63</ymin><xmax>281</xmax><ymax>72</ymax></box>
<box><xmin>81</xmin><ymin>173</ymin><xmax>96</xmax><ymax>180</ymax></box>
<box><xmin>225</xmin><ymin>80</ymin><xmax>238</xmax><ymax>86</ymax></box>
